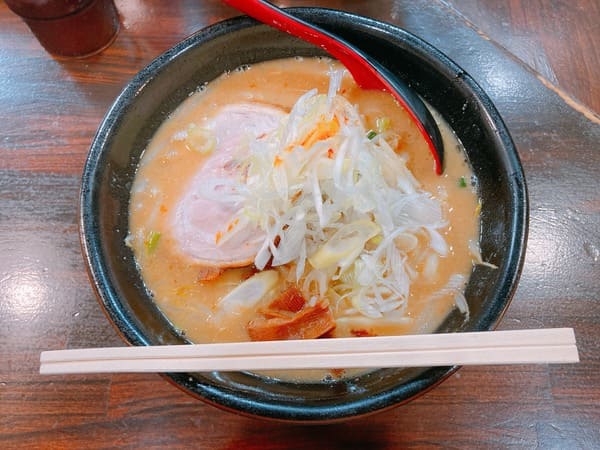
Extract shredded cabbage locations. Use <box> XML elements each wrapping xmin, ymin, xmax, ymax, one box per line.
<box><xmin>210</xmin><ymin>72</ymin><xmax>462</xmax><ymax>319</ymax></box>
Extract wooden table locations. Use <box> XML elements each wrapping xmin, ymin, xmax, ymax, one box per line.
<box><xmin>1</xmin><ymin>0</ymin><xmax>598</xmax><ymax>447</ymax></box>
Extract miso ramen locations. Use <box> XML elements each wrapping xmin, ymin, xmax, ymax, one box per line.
<box><xmin>127</xmin><ymin>57</ymin><xmax>482</xmax><ymax>380</ymax></box>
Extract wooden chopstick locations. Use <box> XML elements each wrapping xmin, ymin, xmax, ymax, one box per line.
<box><xmin>39</xmin><ymin>328</ymin><xmax>579</xmax><ymax>375</ymax></box>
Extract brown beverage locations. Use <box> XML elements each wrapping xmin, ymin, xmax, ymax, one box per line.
<box><xmin>5</xmin><ymin>0</ymin><xmax>119</xmax><ymax>58</ymax></box>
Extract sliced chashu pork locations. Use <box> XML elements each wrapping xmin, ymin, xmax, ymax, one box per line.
<box><xmin>172</xmin><ymin>103</ymin><xmax>284</xmax><ymax>267</ymax></box>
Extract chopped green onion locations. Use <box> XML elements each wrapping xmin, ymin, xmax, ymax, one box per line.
<box><xmin>185</xmin><ymin>124</ymin><xmax>216</xmax><ymax>154</ymax></box>
<box><xmin>458</xmin><ymin>176</ymin><xmax>468</xmax><ymax>188</ymax></box>
<box><xmin>369</xmin><ymin>234</ymin><xmax>383</xmax><ymax>245</ymax></box>
<box><xmin>366</xmin><ymin>130</ymin><xmax>377</xmax><ymax>140</ymax></box>
<box><xmin>145</xmin><ymin>231</ymin><xmax>161</xmax><ymax>253</ymax></box>
<box><xmin>375</xmin><ymin>117</ymin><xmax>391</xmax><ymax>133</ymax></box>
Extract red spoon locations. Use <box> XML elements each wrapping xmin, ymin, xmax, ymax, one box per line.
<box><xmin>222</xmin><ymin>0</ymin><xmax>444</xmax><ymax>174</ymax></box>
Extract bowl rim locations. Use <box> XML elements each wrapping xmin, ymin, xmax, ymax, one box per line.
<box><xmin>80</xmin><ymin>7</ymin><xmax>528</xmax><ymax>422</ymax></box>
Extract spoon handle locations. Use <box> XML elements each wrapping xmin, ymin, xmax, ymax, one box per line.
<box><xmin>222</xmin><ymin>0</ymin><xmax>444</xmax><ymax>174</ymax></box>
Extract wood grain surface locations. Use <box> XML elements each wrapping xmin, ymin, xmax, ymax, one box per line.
<box><xmin>1</xmin><ymin>0</ymin><xmax>598</xmax><ymax>448</ymax></box>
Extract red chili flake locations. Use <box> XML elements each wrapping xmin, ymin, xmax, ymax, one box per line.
<box><xmin>350</xmin><ymin>329</ymin><xmax>375</xmax><ymax>337</ymax></box>
<box><xmin>330</xmin><ymin>368</ymin><xmax>346</xmax><ymax>378</ymax></box>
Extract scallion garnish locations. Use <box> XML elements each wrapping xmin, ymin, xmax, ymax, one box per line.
<box><xmin>366</xmin><ymin>130</ymin><xmax>377</xmax><ymax>140</ymax></box>
<box><xmin>145</xmin><ymin>231</ymin><xmax>161</xmax><ymax>253</ymax></box>
<box><xmin>375</xmin><ymin>117</ymin><xmax>391</xmax><ymax>133</ymax></box>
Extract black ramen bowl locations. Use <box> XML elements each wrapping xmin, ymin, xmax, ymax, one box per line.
<box><xmin>81</xmin><ymin>8</ymin><xmax>527</xmax><ymax>422</ymax></box>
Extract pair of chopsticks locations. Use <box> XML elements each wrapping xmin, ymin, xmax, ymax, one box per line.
<box><xmin>39</xmin><ymin>328</ymin><xmax>578</xmax><ymax>375</ymax></box>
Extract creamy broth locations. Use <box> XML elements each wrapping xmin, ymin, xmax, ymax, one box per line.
<box><xmin>128</xmin><ymin>57</ymin><xmax>480</xmax><ymax>381</ymax></box>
